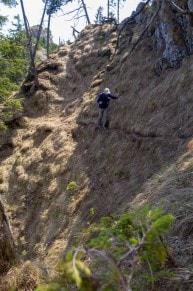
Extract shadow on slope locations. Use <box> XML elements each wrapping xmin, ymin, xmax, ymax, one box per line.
<box><xmin>2</xmin><ymin>22</ymin><xmax>193</xmax><ymax>278</ymax></box>
<box><xmin>62</xmin><ymin>34</ymin><xmax>193</xmax><ymax>270</ymax></box>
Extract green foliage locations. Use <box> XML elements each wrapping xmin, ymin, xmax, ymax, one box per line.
<box><xmin>87</xmin><ymin>206</ymin><xmax>174</xmax><ymax>270</ymax></box>
<box><xmin>89</xmin><ymin>207</ymin><xmax>95</xmax><ymax>215</ymax></box>
<box><xmin>0</xmin><ymin>94</ymin><xmax>22</xmax><ymax>129</ymax></box>
<box><xmin>0</xmin><ymin>16</ymin><xmax>27</xmax><ymax>129</ymax></box>
<box><xmin>67</xmin><ymin>181</ymin><xmax>77</xmax><ymax>193</ymax></box>
<box><xmin>59</xmin><ymin>249</ymin><xmax>91</xmax><ymax>288</ymax></box>
<box><xmin>0</xmin><ymin>0</ymin><xmax>17</xmax><ymax>7</ymax></box>
<box><xmin>22</xmin><ymin>250</ymin><xmax>27</xmax><ymax>256</ymax></box>
<box><xmin>36</xmin><ymin>249</ymin><xmax>91</xmax><ymax>291</ymax></box>
<box><xmin>36</xmin><ymin>206</ymin><xmax>174</xmax><ymax>290</ymax></box>
<box><xmin>83</xmin><ymin>205</ymin><xmax>174</xmax><ymax>289</ymax></box>
<box><xmin>38</xmin><ymin>36</ymin><xmax>58</xmax><ymax>54</ymax></box>
<box><xmin>95</xmin><ymin>6</ymin><xmax>104</xmax><ymax>24</ymax></box>
<box><xmin>36</xmin><ymin>283</ymin><xmax>62</xmax><ymax>291</ymax></box>
<box><xmin>0</xmin><ymin>15</ymin><xmax>7</xmax><ymax>27</ymax></box>
<box><xmin>0</xmin><ymin>121</ymin><xmax>6</xmax><ymax>129</ymax></box>
<box><xmin>0</xmin><ymin>25</ymin><xmax>28</xmax><ymax>94</ymax></box>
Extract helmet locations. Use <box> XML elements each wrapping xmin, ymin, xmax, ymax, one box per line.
<box><xmin>104</xmin><ymin>88</ymin><xmax>111</xmax><ymax>94</ymax></box>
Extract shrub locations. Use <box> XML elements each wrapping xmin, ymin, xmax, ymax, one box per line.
<box><xmin>0</xmin><ymin>94</ymin><xmax>23</xmax><ymax>129</ymax></box>
<box><xmin>67</xmin><ymin>181</ymin><xmax>77</xmax><ymax>193</ymax></box>
<box><xmin>36</xmin><ymin>205</ymin><xmax>174</xmax><ymax>290</ymax></box>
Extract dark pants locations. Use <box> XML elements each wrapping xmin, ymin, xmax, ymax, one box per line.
<box><xmin>97</xmin><ymin>108</ymin><xmax>108</xmax><ymax>127</ymax></box>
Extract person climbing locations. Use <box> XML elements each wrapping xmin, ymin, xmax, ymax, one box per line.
<box><xmin>96</xmin><ymin>88</ymin><xmax>118</xmax><ymax>129</ymax></box>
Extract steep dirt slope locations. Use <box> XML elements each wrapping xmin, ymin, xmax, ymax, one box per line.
<box><xmin>1</xmin><ymin>10</ymin><xmax>193</xmax><ymax>288</ymax></box>
<box><xmin>0</xmin><ymin>24</ymin><xmax>121</xmax><ymax>269</ymax></box>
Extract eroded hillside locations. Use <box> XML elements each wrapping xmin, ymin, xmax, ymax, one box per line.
<box><xmin>1</xmin><ymin>0</ymin><xmax>193</xmax><ymax>289</ymax></box>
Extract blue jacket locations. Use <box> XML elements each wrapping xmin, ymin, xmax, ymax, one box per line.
<box><xmin>97</xmin><ymin>92</ymin><xmax>118</xmax><ymax>109</ymax></box>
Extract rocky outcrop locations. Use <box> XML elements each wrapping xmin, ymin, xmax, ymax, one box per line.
<box><xmin>126</xmin><ymin>0</ymin><xmax>193</xmax><ymax>73</ymax></box>
<box><xmin>154</xmin><ymin>0</ymin><xmax>193</xmax><ymax>72</ymax></box>
<box><xmin>188</xmin><ymin>0</ymin><xmax>193</xmax><ymax>11</ymax></box>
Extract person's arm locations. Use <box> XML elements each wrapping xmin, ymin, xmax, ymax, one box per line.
<box><xmin>109</xmin><ymin>93</ymin><xmax>118</xmax><ymax>100</ymax></box>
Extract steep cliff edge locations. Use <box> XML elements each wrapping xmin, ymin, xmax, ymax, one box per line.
<box><xmin>1</xmin><ymin>0</ymin><xmax>193</xmax><ymax>289</ymax></box>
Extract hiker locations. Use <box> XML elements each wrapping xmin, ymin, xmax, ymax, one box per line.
<box><xmin>96</xmin><ymin>88</ymin><xmax>118</xmax><ymax>129</ymax></box>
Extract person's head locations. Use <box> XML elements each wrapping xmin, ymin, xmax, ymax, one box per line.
<box><xmin>104</xmin><ymin>88</ymin><xmax>111</xmax><ymax>95</ymax></box>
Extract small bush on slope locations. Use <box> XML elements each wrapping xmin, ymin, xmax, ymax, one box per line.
<box><xmin>36</xmin><ymin>205</ymin><xmax>174</xmax><ymax>290</ymax></box>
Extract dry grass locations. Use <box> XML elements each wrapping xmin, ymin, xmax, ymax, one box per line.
<box><xmin>1</xmin><ymin>20</ymin><xmax>193</xmax><ymax>289</ymax></box>
<box><xmin>0</xmin><ymin>261</ymin><xmax>40</xmax><ymax>291</ymax></box>
<box><xmin>172</xmin><ymin>216</ymin><xmax>193</xmax><ymax>240</ymax></box>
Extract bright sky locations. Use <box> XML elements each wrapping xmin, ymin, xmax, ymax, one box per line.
<box><xmin>0</xmin><ymin>0</ymin><xmax>141</xmax><ymax>44</ymax></box>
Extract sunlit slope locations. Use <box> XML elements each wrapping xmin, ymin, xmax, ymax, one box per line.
<box><xmin>1</xmin><ymin>20</ymin><xmax>193</xmax><ymax>276</ymax></box>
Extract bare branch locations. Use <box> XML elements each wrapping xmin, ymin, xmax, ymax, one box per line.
<box><xmin>59</xmin><ymin>5</ymin><xmax>83</xmax><ymax>22</ymax></box>
<box><xmin>73</xmin><ymin>15</ymin><xmax>87</xmax><ymax>21</ymax></box>
<box><xmin>19</xmin><ymin>0</ymin><xmax>39</xmax><ymax>87</ymax></box>
<box><xmin>59</xmin><ymin>5</ymin><xmax>83</xmax><ymax>17</ymax></box>
<box><xmin>118</xmin><ymin>221</ymin><xmax>148</xmax><ymax>266</ymax></box>
<box><xmin>72</xmin><ymin>248</ymin><xmax>82</xmax><ymax>282</ymax></box>
<box><xmin>88</xmin><ymin>248</ymin><xmax>128</xmax><ymax>291</ymax></box>
<box><xmin>171</xmin><ymin>1</ymin><xmax>193</xmax><ymax>15</ymax></box>
<box><xmin>71</xmin><ymin>26</ymin><xmax>79</xmax><ymax>39</ymax></box>
<box><xmin>71</xmin><ymin>26</ymin><xmax>79</xmax><ymax>34</ymax></box>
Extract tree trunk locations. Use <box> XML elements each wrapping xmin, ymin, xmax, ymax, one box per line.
<box><xmin>0</xmin><ymin>198</ymin><xmax>17</xmax><ymax>273</ymax></box>
<box><xmin>117</xmin><ymin>0</ymin><xmax>120</xmax><ymax>23</ymax></box>
<box><xmin>19</xmin><ymin>0</ymin><xmax>39</xmax><ymax>87</ymax></box>
<box><xmin>32</xmin><ymin>0</ymin><xmax>49</xmax><ymax>60</ymax></box>
<box><xmin>107</xmin><ymin>0</ymin><xmax>110</xmax><ymax>18</ymax></box>
<box><xmin>81</xmin><ymin>0</ymin><xmax>91</xmax><ymax>24</ymax></box>
<box><xmin>47</xmin><ymin>13</ymin><xmax>51</xmax><ymax>58</ymax></box>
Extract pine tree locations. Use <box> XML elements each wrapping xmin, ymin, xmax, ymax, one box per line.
<box><xmin>0</xmin><ymin>16</ymin><xmax>26</xmax><ymax>128</ymax></box>
<box><xmin>95</xmin><ymin>6</ymin><xmax>104</xmax><ymax>24</ymax></box>
<box><xmin>45</xmin><ymin>0</ymin><xmax>72</xmax><ymax>57</ymax></box>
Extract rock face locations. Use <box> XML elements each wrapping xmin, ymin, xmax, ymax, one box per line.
<box><xmin>155</xmin><ymin>21</ymin><xmax>187</xmax><ymax>67</ymax></box>
<box><xmin>0</xmin><ymin>199</ymin><xmax>17</xmax><ymax>273</ymax></box>
<box><xmin>130</xmin><ymin>0</ymin><xmax>193</xmax><ymax>73</ymax></box>
<box><xmin>154</xmin><ymin>0</ymin><xmax>193</xmax><ymax>71</ymax></box>
<box><xmin>133</xmin><ymin>2</ymin><xmax>148</xmax><ymax>24</ymax></box>
<box><xmin>188</xmin><ymin>0</ymin><xmax>193</xmax><ymax>11</ymax></box>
